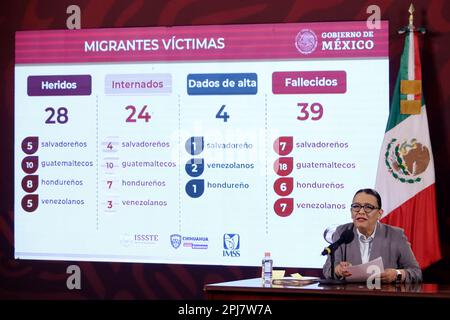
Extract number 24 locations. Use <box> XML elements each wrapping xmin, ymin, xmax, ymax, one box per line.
<box><xmin>126</xmin><ymin>105</ymin><xmax>151</xmax><ymax>123</ymax></box>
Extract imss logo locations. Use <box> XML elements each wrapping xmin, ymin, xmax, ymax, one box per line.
<box><xmin>223</xmin><ymin>233</ymin><xmax>240</xmax><ymax>257</ymax></box>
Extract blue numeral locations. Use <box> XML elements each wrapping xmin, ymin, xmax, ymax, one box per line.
<box><xmin>216</xmin><ymin>105</ymin><xmax>230</xmax><ymax>122</ymax></box>
<box><xmin>185</xmin><ymin>136</ymin><xmax>204</xmax><ymax>155</ymax></box>
<box><xmin>185</xmin><ymin>179</ymin><xmax>205</xmax><ymax>198</ymax></box>
<box><xmin>185</xmin><ymin>158</ymin><xmax>204</xmax><ymax>177</ymax></box>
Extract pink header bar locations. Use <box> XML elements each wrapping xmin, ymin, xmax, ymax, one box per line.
<box><xmin>15</xmin><ymin>21</ymin><xmax>388</xmax><ymax>64</ymax></box>
<box><xmin>272</xmin><ymin>71</ymin><xmax>347</xmax><ymax>94</ymax></box>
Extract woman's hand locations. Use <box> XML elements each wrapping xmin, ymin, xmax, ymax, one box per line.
<box><xmin>381</xmin><ymin>268</ymin><xmax>400</xmax><ymax>283</ymax></box>
<box><xmin>335</xmin><ymin>261</ymin><xmax>352</xmax><ymax>278</ymax></box>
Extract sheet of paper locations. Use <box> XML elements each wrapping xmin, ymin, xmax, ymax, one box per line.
<box><xmin>345</xmin><ymin>257</ymin><xmax>384</xmax><ymax>282</ymax></box>
<box><xmin>272</xmin><ymin>270</ymin><xmax>286</xmax><ymax>279</ymax></box>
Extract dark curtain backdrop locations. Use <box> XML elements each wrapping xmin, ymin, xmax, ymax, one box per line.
<box><xmin>1</xmin><ymin>0</ymin><xmax>449</xmax><ymax>299</ymax></box>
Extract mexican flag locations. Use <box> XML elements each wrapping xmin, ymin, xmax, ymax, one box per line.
<box><xmin>375</xmin><ymin>30</ymin><xmax>441</xmax><ymax>269</ymax></box>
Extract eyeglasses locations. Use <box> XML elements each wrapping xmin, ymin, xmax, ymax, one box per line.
<box><xmin>350</xmin><ymin>203</ymin><xmax>379</xmax><ymax>214</ymax></box>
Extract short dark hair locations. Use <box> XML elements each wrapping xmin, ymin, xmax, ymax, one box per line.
<box><xmin>353</xmin><ymin>188</ymin><xmax>382</xmax><ymax>208</ymax></box>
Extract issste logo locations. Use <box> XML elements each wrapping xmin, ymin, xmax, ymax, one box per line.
<box><xmin>295</xmin><ymin>29</ymin><xmax>318</xmax><ymax>54</ymax></box>
<box><xmin>120</xmin><ymin>233</ymin><xmax>133</xmax><ymax>247</ymax></box>
<box><xmin>120</xmin><ymin>233</ymin><xmax>159</xmax><ymax>247</ymax></box>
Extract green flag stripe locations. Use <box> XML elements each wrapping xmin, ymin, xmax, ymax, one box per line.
<box><xmin>385</xmin><ymin>33</ymin><xmax>412</xmax><ymax>132</ymax></box>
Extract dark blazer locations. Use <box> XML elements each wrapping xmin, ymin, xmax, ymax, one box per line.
<box><xmin>322</xmin><ymin>222</ymin><xmax>422</xmax><ymax>282</ymax></box>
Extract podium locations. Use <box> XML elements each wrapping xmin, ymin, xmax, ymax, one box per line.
<box><xmin>204</xmin><ymin>277</ymin><xmax>450</xmax><ymax>301</ymax></box>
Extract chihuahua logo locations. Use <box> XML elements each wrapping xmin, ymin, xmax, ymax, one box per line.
<box><xmin>170</xmin><ymin>234</ymin><xmax>182</xmax><ymax>249</ymax></box>
<box><xmin>385</xmin><ymin>138</ymin><xmax>430</xmax><ymax>183</ymax></box>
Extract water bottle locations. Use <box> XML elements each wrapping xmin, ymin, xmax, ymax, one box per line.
<box><xmin>261</xmin><ymin>252</ymin><xmax>273</xmax><ymax>286</ymax></box>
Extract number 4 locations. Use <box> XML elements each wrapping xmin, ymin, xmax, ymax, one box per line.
<box><xmin>138</xmin><ymin>105</ymin><xmax>151</xmax><ymax>122</ymax></box>
<box><xmin>216</xmin><ymin>105</ymin><xmax>230</xmax><ymax>122</ymax></box>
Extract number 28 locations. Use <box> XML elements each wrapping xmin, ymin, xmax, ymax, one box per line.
<box><xmin>45</xmin><ymin>107</ymin><xmax>68</xmax><ymax>124</ymax></box>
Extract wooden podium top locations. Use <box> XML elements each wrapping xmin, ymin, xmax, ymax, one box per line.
<box><xmin>204</xmin><ymin>277</ymin><xmax>450</xmax><ymax>300</ymax></box>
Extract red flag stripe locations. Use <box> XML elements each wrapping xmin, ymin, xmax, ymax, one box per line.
<box><xmin>413</xmin><ymin>32</ymin><xmax>422</xmax><ymax>101</ymax></box>
<box><xmin>413</xmin><ymin>33</ymin><xmax>422</xmax><ymax>81</ymax></box>
<box><xmin>381</xmin><ymin>184</ymin><xmax>441</xmax><ymax>269</ymax></box>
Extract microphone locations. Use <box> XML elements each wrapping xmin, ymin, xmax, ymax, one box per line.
<box><xmin>321</xmin><ymin>227</ymin><xmax>354</xmax><ymax>256</ymax></box>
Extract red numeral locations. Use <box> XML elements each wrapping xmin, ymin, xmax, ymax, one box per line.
<box><xmin>273</xmin><ymin>136</ymin><xmax>293</xmax><ymax>156</ymax></box>
<box><xmin>126</xmin><ymin>105</ymin><xmax>151</xmax><ymax>123</ymax></box>
<box><xmin>274</xmin><ymin>198</ymin><xmax>293</xmax><ymax>217</ymax></box>
<box><xmin>273</xmin><ymin>177</ymin><xmax>294</xmax><ymax>197</ymax></box>
<box><xmin>273</xmin><ymin>157</ymin><xmax>293</xmax><ymax>176</ymax></box>
<box><xmin>297</xmin><ymin>102</ymin><xmax>323</xmax><ymax>121</ymax></box>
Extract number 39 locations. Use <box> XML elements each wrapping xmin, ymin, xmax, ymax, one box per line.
<box><xmin>297</xmin><ymin>102</ymin><xmax>323</xmax><ymax>121</ymax></box>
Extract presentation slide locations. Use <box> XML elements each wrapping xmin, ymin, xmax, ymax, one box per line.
<box><xmin>15</xmin><ymin>21</ymin><xmax>389</xmax><ymax>268</ymax></box>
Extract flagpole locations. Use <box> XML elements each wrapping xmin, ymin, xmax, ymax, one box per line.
<box><xmin>398</xmin><ymin>3</ymin><xmax>426</xmax><ymax>35</ymax></box>
<box><xmin>376</xmin><ymin>3</ymin><xmax>442</xmax><ymax>269</ymax></box>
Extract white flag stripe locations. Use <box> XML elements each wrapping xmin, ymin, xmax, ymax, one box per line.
<box><xmin>407</xmin><ymin>31</ymin><xmax>415</xmax><ymax>101</ymax></box>
<box><xmin>376</xmin><ymin>105</ymin><xmax>435</xmax><ymax>217</ymax></box>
